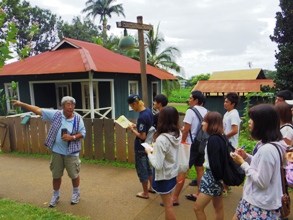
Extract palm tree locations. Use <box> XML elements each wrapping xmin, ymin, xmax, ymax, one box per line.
<box><xmin>145</xmin><ymin>24</ymin><xmax>182</xmax><ymax>97</ymax></box>
<box><xmin>81</xmin><ymin>0</ymin><xmax>125</xmax><ymax>37</ymax></box>
<box><xmin>145</xmin><ymin>23</ymin><xmax>182</xmax><ymax>75</ymax></box>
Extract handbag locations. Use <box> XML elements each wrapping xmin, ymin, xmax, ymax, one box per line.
<box><xmin>272</xmin><ymin>143</ymin><xmax>291</xmax><ymax>218</ymax></box>
<box><xmin>178</xmin><ymin>142</ymin><xmax>190</xmax><ymax>174</ymax></box>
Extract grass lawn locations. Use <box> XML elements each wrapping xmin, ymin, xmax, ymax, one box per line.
<box><xmin>169</xmin><ymin>102</ymin><xmax>189</xmax><ymax>114</ymax></box>
<box><xmin>0</xmin><ymin>199</ymin><xmax>89</xmax><ymax>220</ymax></box>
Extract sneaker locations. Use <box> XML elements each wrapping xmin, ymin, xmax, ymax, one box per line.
<box><xmin>49</xmin><ymin>195</ymin><xmax>59</xmax><ymax>208</ymax></box>
<box><xmin>228</xmin><ymin>186</ymin><xmax>232</xmax><ymax>192</ymax></box>
<box><xmin>71</xmin><ymin>192</ymin><xmax>80</xmax><ymax>205</ymax></box>
<box><xmin>222</xmin><ymin>190</ymin><xmax>228</xmax><ymax>197</ymax></box>
<box><xmin>189</xmin><ymin>179</ymin><xmax>198</xmax><ymax>186</ymax></box>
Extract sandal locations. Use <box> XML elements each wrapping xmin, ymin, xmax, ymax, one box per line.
<box><xmin>185</xmin><ymin>194</ymin><xmax>197</xmax><ymax>201</ymax></box>
<box><xmin>136</xmin><ymin>192</ymin><xmax>149</xmax><ymax>199</ymax></box>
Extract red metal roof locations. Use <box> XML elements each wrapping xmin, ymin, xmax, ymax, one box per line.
<box><xmin>0</xmin><ymin>38</ymin><xmax>177</xmax><ymax>80</ymax></box>
<box><xmin>193</xmin><ymin>79</ymin><xmax>275</xmax><ymax>93</ymax></box>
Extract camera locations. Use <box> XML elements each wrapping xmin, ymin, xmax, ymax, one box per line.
<box><xmin>61</xmin><ymin>128</ymin><xmax>67</xmax><ymax>137</ymax></box>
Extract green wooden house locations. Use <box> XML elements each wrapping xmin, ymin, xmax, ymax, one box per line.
<box><xmin>0</xmin><ymin>38</ymin><xmax>177</xmax><ymax>118</ymax></box>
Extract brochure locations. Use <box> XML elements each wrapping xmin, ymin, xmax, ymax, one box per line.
<box><xmin>115</xmin><ymin>115</ymin><xmax>132</xmax><ymax>129</ymax></box>
<box><xmin>141</xmin><ymin>143</ymin><xmax>153</xmax><ymax>152</ymax></box>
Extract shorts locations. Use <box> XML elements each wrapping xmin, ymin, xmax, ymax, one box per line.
<box><xmin>135</xmin><ymin>150</ymin><xmax>152</xmax><ymax>182</ymax></box>
<box><xmin>50</xmin><ymin>152</ymin><xmax>81</xmax><ymax>179</ymax></box>
<box><xmin>199</xmin><ymin>169</ymin><xmax>223</xmax><ymax>196</ymax></box>
<box><xmin>152</xmin><ymin>169</ymin><xmax>176</xmax><ymax>195</ymax></box>
<box><xmin>235</xmin><ymin>198</ymin><xmax>281</xmax><ymax>219</ymax></box>
<box><xmin>189</xmin><ymin>142</ymin><xmax>204</xmax><ymax>168</ymax></box>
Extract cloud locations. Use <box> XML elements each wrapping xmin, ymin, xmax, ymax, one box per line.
<box><xmin>29</xmin><ymin>0</ymin><xmax>280</xmax><ymax>77</ymax></box>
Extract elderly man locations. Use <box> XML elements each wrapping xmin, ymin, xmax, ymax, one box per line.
<box><xmin>12</xmin><ymin>96</ymin><xmax>86</xmax><ymax>207</ymax></box>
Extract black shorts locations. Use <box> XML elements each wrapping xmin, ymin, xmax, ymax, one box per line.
<box><xmin>189</xmin><ymin>142</ymin><xmax>204</xmax><ymax>168</ymax></box>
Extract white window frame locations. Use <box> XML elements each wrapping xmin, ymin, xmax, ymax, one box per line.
<box><xmin>81</xmin><ymin>82</ymin><xmax>99</xmax><ymax>112</ymax></box>
<box><xmin>4</xmin><ymin>83</ymin><xmax>20</xmax><ymax>114</ymax></box>
<box><xmin>128</xmin><ymin>81</ymin><xmax>139</xmax><ymax>111</ymax></box>
<box><xmin>55</xmin><ymin>83</ymin><xmax>72</xmax><ymax>108</ymax></box>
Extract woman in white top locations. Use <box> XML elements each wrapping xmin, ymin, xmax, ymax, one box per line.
<box><xmin>231</xmin><ymin>104</ymin><xmax>287</xmax><ymax>219</ymax></box>
<box><xmin>145</xmin><ymin>106</ymin><xmax>181</xmax><ymax>220</ymax></box>
<box><xmin>274</xmin><ymin>102</ymin><xmax>293</xmax><ymax>145</ymax></box>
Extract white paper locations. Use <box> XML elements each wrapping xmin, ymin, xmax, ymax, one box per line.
<box><xmin>141</xmin><ymin>143</ymin><xmax>153</xmax><ymax>152</ymax></box>
<box><xmin>115</xmin><ymin>115</ymin><xmax>132</xmax><ymax>129</ymax></box>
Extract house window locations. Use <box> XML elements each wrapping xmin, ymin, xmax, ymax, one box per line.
<box><xmin>128</xmin><ymin>81</ymin><xmax>138</xmax><ymax>111</ymax></box>
<box><xmin>81</xmin><ymin>82</ymin><xmax>99</xmax><ymax>111</ymax></box>
<box><xmin>4</xmin><ymin>83</ymin><xmax>20</xmax><ymax>113</ymax></box>
<box><xmin>128</xmin><ymin>81</ymin><xmax>138</xmax><ymax>95</ymax></box>
<box><xmin>56</xmin><ymin>83</ymin><xmax>72</xmax><ymax>107</ymax></box>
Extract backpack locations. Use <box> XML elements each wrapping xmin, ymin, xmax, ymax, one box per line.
<box><xmin>281</xmin><ymin>124</ymin><xmax>293</xmax><ymax>130</ymax></box>
<box><xmin>144</xmin><ymin>126</ymin><xmax>156</xmax><ymax>144</ymax></box>
<box><xmin>189</xmin><ymin>107</ymin><xmax>209</xmax><ymax>154</ymax></box>
<box><xmin>217</xmin><ymin>134</ymin><xmax>245</xmax><ymax>186</ymax></box>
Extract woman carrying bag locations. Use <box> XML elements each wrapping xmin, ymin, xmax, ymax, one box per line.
<box><xmin>145</xmin><ymin>106</ymin><xmax>181</xmax><ymax>220</ymax></box>
<box><xmin>193</xmin><ymin>111</ymin><xmax>228</xmax><ymax>220</ymax></box>
<box><xmin>231</xmin><ymin>104</ymin><xmax>287</xmax><ymax>219</ymax></box>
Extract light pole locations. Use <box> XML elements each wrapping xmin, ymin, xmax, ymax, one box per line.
<box><xmin>116</xmin><ymin>16</ymin><xmax>153</xmax><ymax>107</ymax></box>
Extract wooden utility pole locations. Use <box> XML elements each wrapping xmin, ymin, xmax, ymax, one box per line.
<box><xmin>116</xmin><ymin>16</ymin><xmax>153</xmax><ymax>107</ymax></box>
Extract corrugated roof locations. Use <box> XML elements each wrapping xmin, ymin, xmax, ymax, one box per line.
<box><xmin>0</xmin><ymin>38</ymin><xmax>177</xmax><ymax>80</ymax></box>
<box><xmin>209</xmin><ymin>68</ymin><xmax>265</xmax><ymax>80</ymax></box>
<box><xmin>193</xmin><ymin>79</ymin><xmax>274</xmax><ymax>93</ymax></box>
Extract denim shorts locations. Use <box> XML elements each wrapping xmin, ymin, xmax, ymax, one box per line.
<box><xmin>135</xmin><ymin>150</ymin><xmax>152</xmax><ymax>182</ymax></box>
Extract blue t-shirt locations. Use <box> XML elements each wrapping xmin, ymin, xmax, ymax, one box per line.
<box><xmin>42</xmin><ymin>109</ymin><xmax>86</xmax><ymax>156</ymax></box>
<box><xmin>134</xmin><ymin>108</ymin><xmax>153</xmax><ymax>151</ymax></box>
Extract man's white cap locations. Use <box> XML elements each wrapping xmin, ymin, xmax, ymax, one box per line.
<box><xmin>285</xmin><ymin>100</ymin><xmax>293</xmax><ymax>105</ymax></box>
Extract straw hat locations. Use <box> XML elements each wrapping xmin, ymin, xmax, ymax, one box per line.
<box><xmin>286</xmin><ymin>152</ymin><xmax>293</xmax><ymax>162</ymax></box>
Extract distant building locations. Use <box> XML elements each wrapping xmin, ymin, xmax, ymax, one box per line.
<box><xmin>193</xmin><ymin>68</ymin><xmax>275</xmax><ymax>116</ymax></box>
<box><xmin>179</xmin><ymin>79</ymin><xmax>187</xmax><ymax>89</ymax></box>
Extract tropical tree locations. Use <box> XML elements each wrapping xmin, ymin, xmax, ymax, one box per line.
<box><xmin>145</xmin><ymin>24</ymin><xmax>182</xmax><ymax>75</ymax></box>
<box><xmin>270</xmin><ymin>0</ymin><xmax>293</xmax><ymax>90</ymax></box>
<box><xmin>81</xmin><ymin>0</ymin><xmax>125</xmax><ymax>39</ymax></box>
<box><xmin>3</xmin><ymin>0</ymin><xmax>60</xmax><ymax>55</ymax></box>
<box><xmin>57</xmin><ymin>16</ymin><xmax>100</xmax><ymax>43</ymax></box>
<box><xmin>185</xmin><ymin>73</ymin><xmax>210</xmax><ymax>89</ymax></box>
<box><xmin>0</xmin><ymin>0</ymin><xmax>38</xmax><ymax>115</ymax></box>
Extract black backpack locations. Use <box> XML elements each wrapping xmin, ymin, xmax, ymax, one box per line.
<box><xmin>217</xmin><ymin>134</ymin><xmax>245</xmax><ymax>186</ymax></box>
<box><xmin>189</xmin><ymin>107</ymin><xmax>209</xmax><ymax>154</ymax></box>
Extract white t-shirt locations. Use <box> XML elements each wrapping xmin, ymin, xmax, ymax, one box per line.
<box><xmin>280</xmin><ymin>124</ymin><xmax>293</xmax><ymax>145</ymax></box>
<box><xmin>223</xmin><ymin>109</ymin><xmax>241</xmax><ymax>148</ymax></box>
<box><xmin>183</xmin><ymin>106</ymin><xmax>208</xmax><ymax>144</ymax></box>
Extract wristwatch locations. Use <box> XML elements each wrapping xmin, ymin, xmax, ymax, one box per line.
<box><xmin>73</xmin><ymin>135</ymin><xmax>76</xmax><ymax>141</ymax></box>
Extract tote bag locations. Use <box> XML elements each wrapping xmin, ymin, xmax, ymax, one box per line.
<box><xmin>178</xmin><ymin>142</ymin><xmax>190</xmax><ymax>174</ymax></box>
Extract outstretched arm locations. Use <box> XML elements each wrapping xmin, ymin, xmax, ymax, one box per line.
<box><xmin>12</xmin><ymin>100</ymin><xmax>42</xmax><ymax>116</ymax></box>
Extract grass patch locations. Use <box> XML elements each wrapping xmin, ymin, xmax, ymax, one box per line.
<box><xmin>169</xmin><ymin>102</ymin><xmax>189</xmax><ymax>114</ymax></box>
<box><xmin>0</xmin><ymin>199</ymin><xmax>89</xmax><ymax>220</ymax></box>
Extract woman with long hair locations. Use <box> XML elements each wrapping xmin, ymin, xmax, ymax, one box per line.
<box><xmin>231</xmin><ymin>104</ymin><xmax>287</xmax><ymax>219</ymax></box>
<box><xmin>274</xmin><ymin>102</ymin><xmax>293</xmax><ymax>145</ymax></box>
<box><xmin>144</xmin><ymin>106</ymin><xmax>181</xmax><ymax>220</ymax></box>
<box><xmin>193</xmin><ymin>111</ymin><xmax>227</xmax><ymax>220</ymax></box>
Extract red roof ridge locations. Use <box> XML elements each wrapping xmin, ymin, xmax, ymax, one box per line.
<box><xmin>78</xmin><ymin>47</ymin><xmax>97</xmax><ymax>71</ymax></box>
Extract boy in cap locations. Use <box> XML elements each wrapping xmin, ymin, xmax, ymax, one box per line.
<box><xmin>127</xmin><ymin>94</ymin><xmax>154</xmax><ymax>199</ymax></box>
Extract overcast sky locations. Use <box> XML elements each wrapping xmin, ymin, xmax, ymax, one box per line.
<box><xmin>28</xmin><ymin>0</ymin><xmax>280</xmax><ymax>79</ymax></box>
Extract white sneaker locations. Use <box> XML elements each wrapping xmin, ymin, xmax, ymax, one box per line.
<box><xmin>71</xmin><ymin>192</ymin><xmax>80</xmax><ymax>205</ymax></box>
<box><xmin>49</xmin><ymin>195</ymin><xmax>59</xmax><ymax>207</ymax></box>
